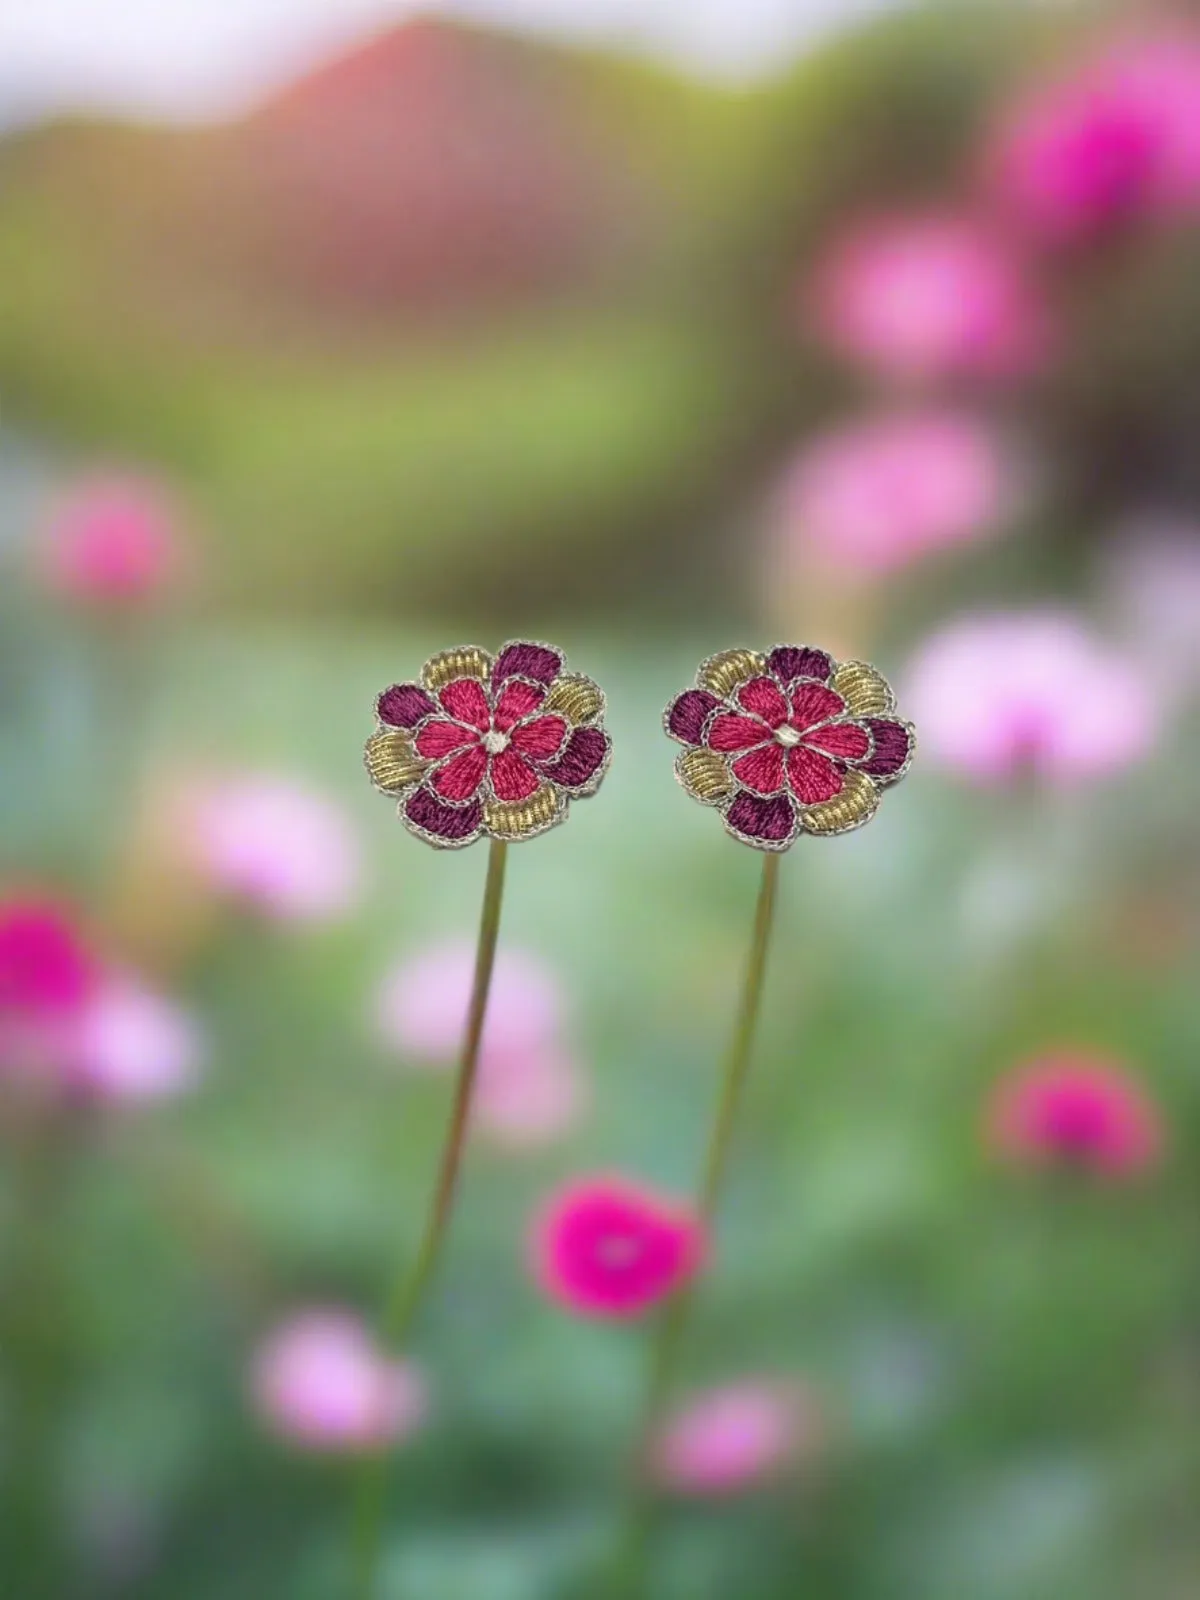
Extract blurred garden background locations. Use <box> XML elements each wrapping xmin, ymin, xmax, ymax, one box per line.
<box><xmin>3</xmin><ymin>0</ymin><xmax>1200</xmax><ymax>1595</ymax></box>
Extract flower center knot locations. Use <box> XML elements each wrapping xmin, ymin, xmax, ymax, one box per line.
<box><xmin>774</xmin><ymin>725</ymin><xmax>803</xmax><ymax>747</ymax></box>
<box><xmin>482</xmin><ymin>728</ymin><xmax>510</xmax><ymax>755</ymax></box>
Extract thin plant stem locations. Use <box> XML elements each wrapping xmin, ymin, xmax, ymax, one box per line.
<box><xmin>349</xmin><ymin>838</ymin><xmax>509</xmax><ymax>1600</ymax></box>
<box><xmin>614</xmin><ymin>850</ymin><xmax>781</xmax><ymax>1594</ymax></box>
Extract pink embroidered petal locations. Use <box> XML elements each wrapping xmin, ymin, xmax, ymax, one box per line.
<box><xmin>415</xmin><ymin>719</ymin><xmax>478</xmax><ymax>760</ymax></box>
<box><xmin>492</xmin><ymin>680</ymin><xmax>546</xmax><ymax>732</ymax></box>
<box><xmin>860</xmin><ymin>718</ymin><xmax>913</xmax><ymax>778</ymax></box>
<box><xmin>731</xmin><ymin>743</ymin><xmax>786</xmax><ymax>796</ymax></box>
<box><xmin>803</xmin><ymin>721</ymin><xmax>871</xmax><ymax>761</ymax></box>
<box><xmin>490</xmin><ymin>748</ymin><xmax>542</xmax><ymax>803</ymax></box>
<box><xmin>768</xmin><ymin>646</ymin><xmax>833</xmax><ymax>685</ymax></box>
<box><xmin>438</xmin><ymin>677</ymin><xmax>491</xmax><ymax>731</ymax></box>
<box><xmin>789</xmin><ymin>683</ymin><xmax>846</xmax><ymax>732</ymax></box>
<box><xmin>510</xmin><ymin>714</ymin><xmax>569</xmax><ymax>761</ymax></box>
<box><xmin>785</xmin><ymin>746</ymin><xmax>845</xmax><ymax>804</ymax></box>
<box><xmin>725</xmin><ymin>791</ymin><xmax>797</xmax><ymax>844</ymax></box>
<box><xmin>667</xmin><ymin>689</ymin><xmax>722</xmax><ymax>745</ymax></box>
<box><xmin>708</xmin><ymin>714</ymin><xmax>772</xmax><ymax>753</ymax></box>
<box><xmin>404</xmin><ymin>787</ymin><xmax>484</xmax><ymax>843</ymax></box>
<box><xmin>377</xmin><ymin>684</ymin><xmax>438</xmax><ymax>730</ymax></box>
<box><xmin>540</xmin><ymin>727</ymin><xmax>610</xmax><ymax>790</ymax></box>
<box><xmin>432</xmin><ymin>745</ymin><xmax>489</xmax><ymax>802</ymax></box>
<box><xmin>494</xmin><ymin>642</ymin><xmax>563</xmax><ymax>685</ymax></box>
<box><xmin>736</xmin><ymin>676</ymin><xmax>790</xmax><ymax>727</ymax></box>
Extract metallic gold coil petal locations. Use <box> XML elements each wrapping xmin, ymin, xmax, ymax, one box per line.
<box><xmin>542</xmin><ymin>673</ymin><xmax>605</xmax><ymax>725</ymax></box>
<box><xmin>677</xmin><ymin>747</ymin><xmax>735</xmax><ymax>805</ymax></box>
<box><xmin>422</xmin><ymin>646</ymin><xmax>493</xmax><ymax>693</ymax></box>
<box><xmin>801</xmin><ymin>769</ymin><xmax>879</xmax><ymax>835</ymax></box>
<box><xmin>364</xmin><ymin>731</ymin><xmax>427</xmax><ymax>795</ymax></box>
<box><xmin>698</xmin><ymin>647</ymin><xmax>766</xmax><ymax>700</ymax></box>
<box><xmin>831</xmin><ymin>661</ymin><xmax>895</xmax><ymax>717</ymax></box>
<box><xmin>484</xmin><ymin>784</ymin><xmax>563</xmax><ymax>841</ymax></box>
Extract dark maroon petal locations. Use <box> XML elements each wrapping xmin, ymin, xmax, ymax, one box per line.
<box><xmin>494</xmin><ymin>642</ymin><xmax>563</xmax><ymax>685</ymax></box>
<box><xmin>860</xmin><ymin>718</ymin><xmax>913</xmax><ymax>778</ymax></box>
<box><xmin>726</xmin><ymin>791</ymin><xmax>796</xmax><ymax>845</ymax></box>
<box><xmin>377</xmin><ymin>683</ymin><xmax>437</xmax><ymax>729</ymax></box>
<box><xmin>404</xmin><ymin>786</ymin><xmax>483</xmax><ymax>843</ymax></box>
<box><xmin>768</xmin><ymin>646</ymin><xmax>833</xmax><ymax>686</ymax></box>
<box><xmin>540</xmin><ymin>727</ymin><xmax>610</xmax><ymax>790</ymax></box>
<box><xmin>666</xmin><ymin>689</ymin><xmax>721</xmax><ymax>745</ymax></box>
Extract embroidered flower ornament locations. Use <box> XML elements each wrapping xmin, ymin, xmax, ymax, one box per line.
<box><xmin>366</xmin><ymin>641</ymin><xmax>611</xmax><ymax>847</ymax></box>
<box><xmin>666</xmin><ymin>645</ymin><xmax>914</xmax><ymax>849</ymax></box>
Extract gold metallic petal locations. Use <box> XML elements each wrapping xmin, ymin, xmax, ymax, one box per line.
<box><xmin>422</xmin><ymin>646</ymin><xmax>493</xmax><ymax>694</ymax></box>
<box><xmin>831</xmin><ymin>660</ymin><xmax>895</xmax><ymax>717</ymax></box>
<box><xmin>484</xmin><ymin>784</ymin><xmax>564</xmax><ymax>841</ymax></box>
<box><xmin>364</xmin><ymin>730</ymin><xmax>427</xmax><ymax>795</ymax></box>
<box><xmin>698</xmin><ymin>647</ymin><xmax>766</xmax><ymax>700</ymax></box>
<box><xmin>543</xmin><ymin>673</ymin><xmax>605</xmax><ymax>725</ymax></box>
<box><xmin>677</xmin><ymin>747</ymin><xmax>735</xmax><ymax>805</ymax></box>
<box><xmin>801</xmin><ymin>769</ymin><xmax>880</xmax><ymax>836</ymax></box>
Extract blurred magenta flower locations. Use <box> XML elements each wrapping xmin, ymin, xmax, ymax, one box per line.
<box><xmin>66</xmin><ymin>977</ymin><xmax>202</xmax><ymax>1103</ymax></box>
<box><xmin>530</xmin><ymin>1174</ymin><xmax>705</xmax><ymax>1319</ymax></box>
<box><xmin>810</xmin><ymin>212</ymin><xmax>1047</xmax><ymax>382</ymax></box>
<box><xmin>0</xmin><ymin>894</ymin><xmax>98</xmax><ymax>1019</ymax></box>
<box><xmin>906</xmin><ymin>611</ymin><xmax>1157</xmax><ymax>783</ymax></box>
<box><xmin>987</xmin><ymin>1052</ymin><xmax>1163</xmax><ymax>1176</ymax></box>
<box><xmin>37</xmin><ymin>474</ymin><xmax>186</xmax><ymax>606</ymax></box>
<box><xmin>650</xmin><ymin>1380</ymin><xmax>822</xmax><ymax>1497</ymax></box>
<box><xmin>474</xmin><ymin>1047</ymin><xmax>587</xmax><ymax>1149</ymax></box>
<box><xmin>190</xmin><ymin>776</ymin><xmax>362</xmax><ymax>923</ymax></box>
<box><xmin>251</xmin><ymin>1310</ymin><xmax>428</xmax><ymax>1453</ymax></box>
<box><xmin>990</xmin><ymin>30</ymin><xmax>1200</xmax><ymax>242</ymax></box>
<box><xmin>375</xmin><ymin>940</ymin><xmax>563</xmax><ymax>1066</ymax></box>
<box><xmin>774</xmin><ymin>411</ymin><xmax>1009</xmax><ymax>574</ymax></box>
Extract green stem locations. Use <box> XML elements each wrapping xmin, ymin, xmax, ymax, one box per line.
<box><xmin>349</xmin><ymin>838</ymin><xmax>509</xmax><ymax>1600</ymax></box>
<box><xmin>614</xmin><ymin>850</ymin><xmax>781</xmax><ymax>1594</ymax></box>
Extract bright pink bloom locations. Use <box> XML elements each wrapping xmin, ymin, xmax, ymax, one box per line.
<box><xmin>0</xmin><ymin>896</ymin><xmax>97</xmax><ymax>1019</ymax></box>
<box><xmin>906</xmin><ymin>610</ymin><xmax>1157</xmax><ymax>784</ymax></box>
<box><xmin>190</xmin><ymin>776</ymin><xmax>361</xmax><ymax>923</ymax></box>
<box><xmin>775</xmin><ymin>411</ymin><xmax>1009</xmax><ymax>574</ymax></box>
<box><xmin>66</xmin><ymin>978</ymin><xmax>202</xmax><ymax>1103</ymax></box>
<box><xmin>375</xmin><ymin>941</ymin><xmax>563</xmax><ymax>1067</ymax></box>
<box><xmin>530</xmin><ymin>1175</ymin><xmax>705</xmax><ymax>1320</ymax></box>
<box><xmin>474</xmin><ymin>1047</ymin><xmax>588</xmax><ymax>1149</ymax></box>
<box><xmin>251</xmin><ymin>1311</ymin><xmax>428</xmax><ymax>1453</ymax></box>
<box><xmin>810</xmin><ymin>212</ymin><xmax>1047</xmax><ymax>382</ymax></box>
<box><xmin>990</xmin><ymin>30</ymin><xmax>1200</xmax><ymax>242</ymax></box>
<box><xmin>987</xmin><ymin>1052</ymin><xmax>1163</xmax><ymax>1176</ymax></box>
<box><xmin>650</xmin><ymin>1381</ymin><xmax>822</xmax><ymax>1497</ymax></box>
<box><xmin>38</xmin><ymin>475</ymin><xmax>185</xmax><ymax>605</ymax></box>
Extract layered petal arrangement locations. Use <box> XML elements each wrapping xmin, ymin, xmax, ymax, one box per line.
<box><xmin>665</xmin><ymin>645</ymin><xmax>915</xmax><ymax>850</ymax></box>
<box><xmin>365</xmin><ymin>641</ymin><xmax>611</xmax><ymax>849</ymax></box>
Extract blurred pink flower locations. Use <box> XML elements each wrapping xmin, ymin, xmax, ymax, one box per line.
<box><xmin>774</xmin><ymin>410</ymin><xmax>1009</xmax><ymax>574</ymax></box>
<box><xmin>810</xmin><ymin>212</ymin><xmax>1047</xmax><ymax>382</ymax></box>
<box><xmin>650</xmin><ymin>1380</ymin><xmax>822</xmax><ymax>1497</ymax></box>
<box><xmin>474</xmin><ymin>1047</ymin><xmax>588</xmax><ymax>1149</ymax></box>
<box><xmin>530</xmin><ymin>1174</ymin><xmax>705</xmax><ymax>1320</ymax></box>
<box><xmin>987</xmin><ymin>1052</ymin><xmax>1163</xmax><ymax>1176</ymax></box>
<box><xmin>375</xmin><ymin>941</ymin><xmax>563</xmax><ymax>1067</ymax></box>
<box><xmin>38</xmin><ymin>475</ymin><xmax>186</xmax><ymax>605</ymax></box>
<box><xmin>1102</xmin><ymin>522</ymin><xmax>1200</xmax><ymax>697</ymax></box>
<box><xmin>906</xmin><ymin>610</ymin><xmax>1157</xmax><ymax>783</ymax></box>
<box><xmin>251</xmin><ymin>1310</ymin><xmax>428</xmax><ymax>1453</ymax></box>
<box><xmin>190</xmin><ymin>776</ymin><xmax>361</xmax><ymax>923</ymax></box>
<box><xmin>66</xmin><ymin>978</ymin><xmax>202</xmax><ymax>1103</ymax></box>
<box><xmin>990</xmin><ymin>31</ymin><xmax>1200</xmax><ymax>242</ymax></box>
<box><xmin>0</xmin><ymin>895</ymin><xmax>99</xmax><ymax>1081</ymax></box>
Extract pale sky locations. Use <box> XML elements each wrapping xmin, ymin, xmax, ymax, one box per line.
<box><xmin>0</xmin><ymin>0</ymin><xmax>898</xmax><ymax>124</ymax></box>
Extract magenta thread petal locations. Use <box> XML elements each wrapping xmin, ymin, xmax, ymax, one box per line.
<box><xmin>438</xmin><ymin>677</ymin><xmax>491</xmax><ymax>730</ymax></box>
<box><xmin>405</xmin><ymin>787</ymin><xmax>483</xmax><ymax>842</ymax></box>
<box><xmin>416</xmin><ymin>719</ymin><xmax>478</xmax><ymax>760</ymax></box>
<box><xmin>431</xmin><ymin>745</ymin><xmax>489</xmax><ymax>802</ymax></box>
<box><xmin>539</xmin><ymin>727</ymin><xmax>609</xmax><ymax>789</ymax></box>
<box><xmin>510</xmin><ymin>715</ymin><xmax>568</xmax><ymax>761</ymax></box>
<box><xmin>860</xmin><ymin>718</ymin><xmax>912</xmax><ymax>777</ymax></box>
<box><xmin>789</xmin><ymin>683</ymin><xmax>846</xmax><ymax>732</ymax></box>
<box><xmin>708</xmin><ymin>714</ymin><xmax>771</xmax><ymax>753</ymax></box>
<box><xmin>785</xmin><ymin>747</ymin><xmax>844</xmax><ymax>804</ymax></box>
<box><xmin>736</xmin><ymin>676</ymin><xmax>790</xmax><ymax>727</ymax></box>
<box><xmin>493</xmin><ymin>680</ymin><xmax>546</xmax><ymax>732</ymax></box>
<box><xmin>490</xmin><ymin>749</ymin><xmax>542</xmax><ymax>803</ymax></box>
<box><xmin>768</xmin><ymin>647</ymin><xmax>833</xmax><ymax>685</ymax></box>
<box><xmin>377</xmin><ymin>684</ymin><xmax>438</xmax><ymax>729</ymax></box>
<box><xmin>726</xmin><ymin>791</ymin><xmax>796</xmax><ymax>843</ymax></box>
<box><xmin>494</xmin><ymin>642</ymin><xmax>563</xmax><ymax>685</ymax></box>
<box><xmin>668</xmin><ymin>689</ymin><xmax>722</xmax><ymax>745</ymax></box>
<box><xmin>804</xmin><ymin>722</ymin><xmax>871</xmax><ymax>761</ymax></box>
<box><xmin>731</xmin><ymin>743</ymin><xmax>786</xmax><ymax>796</ymax></box>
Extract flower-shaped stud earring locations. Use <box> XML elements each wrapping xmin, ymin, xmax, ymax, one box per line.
<box><xmin>365</xmin><ymin>640</ymin><xmax>611</xmax><ymax>849</ymax></box>
<box><xmin>354</xmin><ymin>639</ymin><xmax>611</xmax><ymax>1600</ymax></box>
<box><xmin>665</xmin><ymin>644</ymin><xmax>913</xmax><ymax>849</ymax></box>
